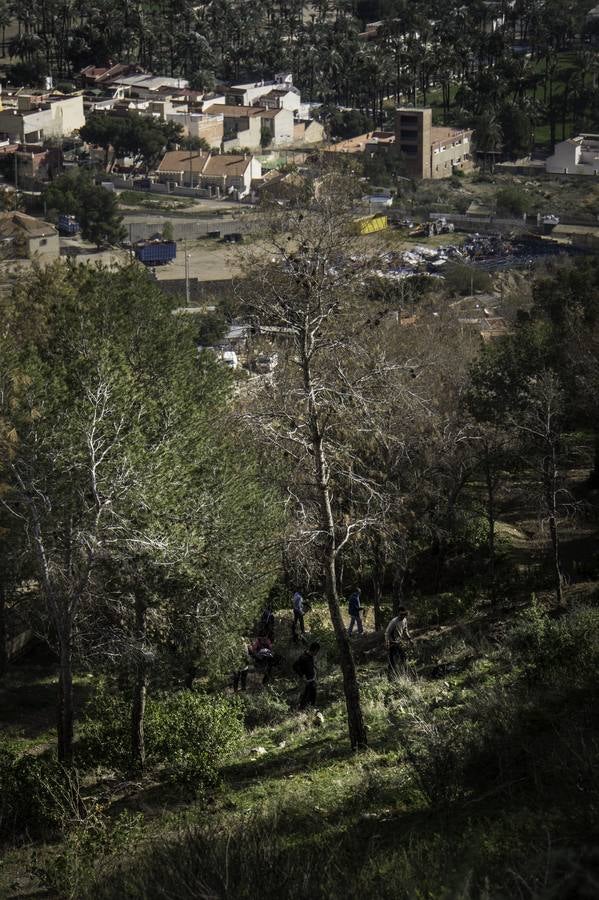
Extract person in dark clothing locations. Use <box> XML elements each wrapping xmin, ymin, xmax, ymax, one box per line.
<box><xmin>232</xmin><ymin>664</ymin><xmax>249</xmax><ymax>692</ymax></box>
<box><xmin>291</xmin><ymin>591</ymin><xmax>307</xmax><ymax>643</ymax></box>
<box><xmin>233</xmin><ymin>638</ymin><xmax>251</xmax><ymax>692</ymax></box>
<box><xmin>293</xmin><ymin>641</ymin><xmax>320</xmax><ymax>709</ymax></box>
<box><xmin>249</xmin><ymin>635</ymin><xmax>275</xmax><ymax>685</ymax></box>
<box><xmin>347</xmin><ymin>588</ymin><xmax>363</xmax><ymax>636</ymax></box>
<box><xmin>258</xmin><ymin>607</ymin><xmax>275</xmax><ymax>642</ymax></box>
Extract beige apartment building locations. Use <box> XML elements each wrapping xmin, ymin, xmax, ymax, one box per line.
<box><xmin>0</xmin><ymin>93</ymin><xmax>85</xmax><ymax>143</ymax></box>
<box><xmin>395</xmin><ymin>108</ymin><xmax>473</xmax><ymax>179</ymax></box>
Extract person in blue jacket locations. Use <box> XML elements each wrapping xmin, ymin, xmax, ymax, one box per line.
<box><xmin>348</xmin><ymin>588</ymin><xmax>363</xmax><ymax>636</ymax></box>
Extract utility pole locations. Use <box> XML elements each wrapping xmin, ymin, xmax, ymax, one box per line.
<box><xmin>184</xmin><ymin>237</ymin><xmax>190</xmax><ymax>305</ymax></box>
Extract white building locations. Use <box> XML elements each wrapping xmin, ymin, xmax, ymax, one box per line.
<box><xmin>226</xmin><ymin>73</ymin><xmax>301</xmax><ymax>112</ymax></box>
<box><xmin>0</xmin><ymin>93</ymin><xmax>85</xmax><ymax>143</ymax></box>
<box><xmin>203</xmin><ymin>103</ymin><xmax>295</xmax><ymax>150</ymax></box>
<box><xmin>546</xmin><ymin>134</ymin><xmax>599</xmax><ymax>176</ymax></box>
<box><xmin>164</xmin><ymin>111</ymin><xmax>224</xmax><ymax>148</ymax></box>
<box><xmin>105</xmin><ymin>73</ymin><xmax>190</xmax><ymax>97</ymax></box>
<box><xmin>155</xmin><ymin>150</ymin><xmax>261</xmax><ymax>198</ymax></box>
<box><xmin>0</xmin><ymin>212</ymin><xmax>59</xmax><ymax>260</ymax></box>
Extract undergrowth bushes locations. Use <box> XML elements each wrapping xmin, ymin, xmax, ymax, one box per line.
<box><xmin>238</xmin><ymin>687</ymin><xmax>291</xmax><ymax>730</ymax></box>
<box><xmin>0</xmin><ymin>744</ymin><xmax>76</xmax><ymax>839</ymax></box>
<box><xmin>78</xmin><ymin>686</ymin><xmax>243</xmax><ymax>790</ymax></box>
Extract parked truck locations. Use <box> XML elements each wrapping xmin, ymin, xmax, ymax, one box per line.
<box><xmin>134</xmin><ymin>240</ymin><xmax>177</xmax><ymax>266</ymax></box>
<box><xmin>58</xmin><ymin>214</ymin><xmax>80</xmax><ymax>236</ymax></box>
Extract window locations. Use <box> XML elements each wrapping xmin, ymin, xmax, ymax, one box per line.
<box><xmin>400</xmin><ymin>144</ymin><xmax>417</xmax><ymax>155</ymax></box>
<box><xmin>39</xmin><ymin>238</ymin><xmax>47</xmax><ymax>246</ymax></box>
<box><xmin>400</xmin><ymin>129</ymin><xmax>418</xmax><ymax>140</ymax></box>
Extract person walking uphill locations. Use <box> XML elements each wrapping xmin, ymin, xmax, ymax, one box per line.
<box><xmin>347</xmin><ymin>588</ymin><xmax>363</xmax><ymax>636</ymax></box>
<box><xmin>293</xmin><ymin>642</ymin><xmax>320</xmax><ymax>709</ymax></box>
<box><xmin>291</xmin><ymin>590</ymin><xmax>307</xmax><ymax>643</ymax></box>
<box><xmin>385</xmin><ymin>606</ymin><xmax>413</xmax><ymax>678</ymax></box>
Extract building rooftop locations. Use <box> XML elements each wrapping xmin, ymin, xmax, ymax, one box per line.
<box><xmin>203</xmin><ymin>155</ymin><xmax>252</xmax><ymax>177</ymax></box>
<box><xmin>155</xmin><ymin>151</ymin><xmax>253</xmax><ymax>177</ymax></box>
<box><xmin>112</xmin><ymin>74</ymin><xmax>189</xmax><ymax>91</ymax></box>
<box><xmin>257</xmin><ymin>108</ymin><xmax>285</xmax><ymax>119</ymax></box>
<box><xmin>431</xmin><ymin>126</ymin><xmax>471</xmax><ymax>143</ymax></box>
<box><xmin>203</xmin><ymin>103</ymin><xmax>264</xmax><ymax>117</ymax></box>
<box><xmin>369</xmin><ymin>131</ymin><xmax>396</xmax><ymax>143</ymax></box>
<box><xmin>0</xmin><ymin>212</ymin><xmax>57</xmax><ymax>239</ymax></box>
<box><xmin>156</xmin><ymin>151</ymin><xmax>210</xmax><ymax>174</ymax></box>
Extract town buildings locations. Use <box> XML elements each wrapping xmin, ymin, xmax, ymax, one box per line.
<box><xmin>0</xmin><ymin>212</ymin><xmax>59</xmax><ymax>260</ymax></box>
<box><xmin>395</xmin><ymin>108</ymin><xmax>473</xmax><ymax>179</ymax></box>
<box><xmin>155</xmin><ymin>150</ymin><xmax>261</xmax><ymax>197</ymax></box>
<box><xmin>79</xmin><ymin>66</ymin><xmax>323</xmax><ymax>151</ymax></box>
<box><xmin>0</xmin><ymin>92</ymin><xmax>85</xmax><ymax>143</ymax></box>
<box><xmin>545</xmin><ymin>134</ymin><xmax>599</xmax><ymax>176</ymax></box>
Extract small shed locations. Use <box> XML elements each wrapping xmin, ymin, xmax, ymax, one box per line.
<box><xmin>0</xmin><ymin>212</ymin><xmax>59</xmax><ymax>261</ymax></box>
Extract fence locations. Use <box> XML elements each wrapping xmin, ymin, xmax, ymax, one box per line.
<box><xmin>99</xmin><ymin>175</ymin><xmax>213</xmax><ymax>200</ymax></box>
<box><xmin>127</xmin><ymin>217</ymin><xmax>255</xmax><ymax>242</ymax></box>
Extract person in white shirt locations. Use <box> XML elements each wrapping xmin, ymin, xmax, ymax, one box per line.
<box><xmin>385</xmin><ymin>606</ymin><xmax>413</xmax><ymax>678</ymax></box>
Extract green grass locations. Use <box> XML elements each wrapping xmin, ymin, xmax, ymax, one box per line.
<box><xmin>1</xmin><ymin>483</ymin><xmax>598</xmax><ymax>898</ymax></box>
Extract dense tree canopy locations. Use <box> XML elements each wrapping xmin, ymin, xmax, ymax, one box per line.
<box><xmin>5</xmin><ymin>1</ymin><xmax>598</xmax><ymax>141</ymax></box>
<box><xmin>44</xmin><ymin>170</ymin><xmax>126</xmax><ymax>246</ymax></box>
<box><xmin>0</xmin><ymin>262</ymin><xmax>281</xmax><ymax>760</ymax></box>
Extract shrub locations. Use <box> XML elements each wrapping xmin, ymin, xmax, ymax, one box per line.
<box><xmin>239</xmin><ymin>687</ymin><xmax>291</xmax><ymax>730</ymax></box>
<box><xmin>496</xmin><ymin>186</ymin><xmax>531</xmax><ymax>217</ymax></box>
<box><xmin>415</xmin><ymin>590</ymin><xmax>479</xmax><ymax>626</ymax></box>
<box><xmin>509</xmin><ymin>603</ymin><xmax>599</xmax><ymax>686</ymax></box>
<box><xmin>77</xmin><ymin>681</ymin><xmax>130</xmax><ymax>770</ymax></box>
<box><xmin>79</xmin><ymin>685</ymin><xmax>243</xmax><ymax>791</ymax></box>
<box><xmin>444</xmin><ymin>263</ymin><xmax>492</xmax><ymax>295</ymax></box>
<box><xmin>38</xmin><ymin>810</ymin><xmax>145</xmax><ymax>900</ymax></box>
<box><xmin>146</xmin><ymin>691</ymin><xmax>243</xmax><ymax>789</ymax></box>
<box><xmin>0</xmin><ymin>742</ymin><xmax>80</xmax><ymax>839</ymax></box>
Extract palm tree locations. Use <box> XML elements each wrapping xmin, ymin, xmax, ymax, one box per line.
<box><xmin>473</xmin><ymin>111</ymin><xmax>503</xmax><ymax>171</ymax></box>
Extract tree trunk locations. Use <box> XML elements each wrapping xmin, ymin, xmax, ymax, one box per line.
<box><xmin>392</xmin><ymin>564</ymin><xmax>406</xmax><ymax>617</ymax></box>
<box><xmin>57</xmin><ymin>621</ymin><xmax>74</xmax><ymax>764</ymax></box>
<box><xmin>589</xmin><ymin>432</ymin><xmax>599</xmax><ymax>489</ymax></box>
<box><xmin>323</xmin><ymin>548</ymin><xmax>367</xmax><ymax>750</ymax></box>
<box><xmin>131</xmin><ymin>592</ymin><xmax>148</xmax><ymax>770</ymax></box>
<box><xmin>303</xmin><ymin>355</ymin><xmax>367</xmax><ymax>751</ymax></box>
<box><xmin>0</xmin><ymin>583</ymin><xmax>7</xmax><ymax>678</ymax></box>
<box><xmin>484</xmin><ymin>452</ymin><xmax>497</xmax><ymax>602</ymax></box>
<box><xmin>543</xmin><ymin>449</ymin><xmax>563</xmax><ymax>606</ymax></box>
<box><xmin>371</xmin><ymin>536</ymin><xmax>384</xmax><ymax>629</ymax></box>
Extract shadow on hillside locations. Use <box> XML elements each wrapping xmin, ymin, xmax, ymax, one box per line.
<box><xmin>0</xmin><ymin>646</ymin><xmax>92</xmax><ymax>740</ymax></box>
<box><xmin>225</xmin><ymin>733</ymin><xmax>353</xmax><ymax>787</ymax></box>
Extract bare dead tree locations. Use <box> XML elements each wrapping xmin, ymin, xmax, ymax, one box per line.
<box><xmin>1</xmin><ymin>370</ymin><xmax>135</xmax><ymax>762</ymax></box>
<box><xmin>237</xmin><ymin>175</ymin><xmax>426</xmax><ymax>750</ymax></box>
<box><xmin>513</xmin><ymin>371</ymin><xmax>566</xmax><ymax>607</ymax></box>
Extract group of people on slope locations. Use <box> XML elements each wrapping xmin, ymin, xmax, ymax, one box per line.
<box><xmin>292</xmin><ymin>588</ymin><xmax>415</xmax><ymax>681</ymax></box>
<box><xmin>233</xmin><ymin>589</ymin><xmax>414</xmax><ymax>707</ymax></box>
